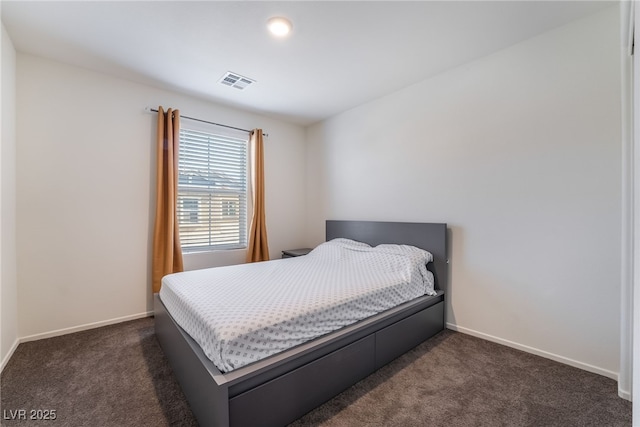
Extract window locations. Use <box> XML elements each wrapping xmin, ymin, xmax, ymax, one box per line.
<box><xmin>177</xmin><ymin>128</ymin><xmax>248</xmax><ymax>251</ymax></box>
<box><xmin>181</xmin><ymin>198</ymin><xmax>199</xmax><ymax>223</ymax></box>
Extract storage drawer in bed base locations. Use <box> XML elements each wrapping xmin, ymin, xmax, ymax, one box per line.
<box><xmin>229</xmin><ymin>334</ymin><xmax>376</xmax><ymax>426</ymax></box>
<box><xmin>375</xmin><ymin>300</ymin><xmax>444</xmax><ymax>368</ymax></box>
<box><xmin>228</xmin><ymin>300</ymin><xmax>444</xmax><ymax>427</ymax></box>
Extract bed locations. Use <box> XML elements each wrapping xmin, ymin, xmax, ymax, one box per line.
<box><xmin>154</xmin><ymin>220</ymin><xmax>447</xmax><ymax>426</ymax></box>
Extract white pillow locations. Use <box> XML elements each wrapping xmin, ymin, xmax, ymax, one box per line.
<box><xmin>375</xmin><ymin>243</ymin><xmax>433</xmax><ymax>263</ymax></box>
<box><xmin>327</xmin><ymin>238</ymin><xmax>371</xmax><ymax>248</ymax></box>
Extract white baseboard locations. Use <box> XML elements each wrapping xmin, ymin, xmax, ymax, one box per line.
<box><xmin>19</xmin><ymin>311</ymin><xmax>154</xmax><ymax>343</ymax></box>
<box><xmin>446</xmin><ymin>323</ymin><xmax>619</xmax><ymax>381</ymax></box>
<box><xmin>0</xmin><ymin>338</ymin><xmax>20</xmax><ymax>373</ymax></box>
<box><xmin>619</xmin><ymin>388</ymin><xmax>631</xmax><ymax>401</ymax></box>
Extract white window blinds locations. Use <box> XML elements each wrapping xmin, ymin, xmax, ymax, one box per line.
<box><xmin>177</xmin><ymin>128</ymin><xmax>248</xmax><ymax>251</ymax></box>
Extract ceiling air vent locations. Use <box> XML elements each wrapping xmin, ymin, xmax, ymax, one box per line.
<box><xmin>219</xmin><ymin>72</ymin><xmax>255</xmax><ymax>90</ymax></box>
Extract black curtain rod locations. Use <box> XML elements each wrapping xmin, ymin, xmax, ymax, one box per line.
<box><xmin>149</xmin><ymin>108</ymin><xmax>268</xmax><ymax>137</ymax></box>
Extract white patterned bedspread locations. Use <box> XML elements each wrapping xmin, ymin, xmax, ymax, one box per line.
<box><xmin>159</xmin><ymin>238</ymin><xmax>435</xmax><ymax>373</ymax></box>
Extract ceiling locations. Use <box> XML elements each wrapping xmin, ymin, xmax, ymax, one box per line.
<box><xmin>1</xmin><ymin>1</ymin><xmax>614</xmax><ymax>126</ymax></box>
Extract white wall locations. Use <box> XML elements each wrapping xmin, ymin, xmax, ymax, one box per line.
<box><xmin>1</xmin><ymin>23</ymin><xmax>19</xmax><ymax>370</ymax></box>
<box><xmin>632</xmin><ymin>0</ymin><xmax>640</xmax><ymax>418</ymax></box>
<box><xmin>619</xmin><ymin>0</ymin><xmax>635</xmax><ymax>401</ymax></box>
<box><xmin>16</xmin><ymin>54</ymin><xmax>306</xmax><ymax>339</ymax></box>
<box><xmin>306</xmin><ymin>7</ymin><xmax>622</xmax><ymax>377</ymax></box>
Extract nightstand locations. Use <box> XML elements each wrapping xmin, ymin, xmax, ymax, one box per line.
<box><xmin>281</xmin><ymin>248</ymin><xmax>313</xmax><ymax>258</ymax></box>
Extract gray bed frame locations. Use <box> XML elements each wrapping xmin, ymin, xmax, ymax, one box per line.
<box><xmin>154</xmin><ymin>220</ymin><xmax>447</xmax><ymax>426</ymax></box>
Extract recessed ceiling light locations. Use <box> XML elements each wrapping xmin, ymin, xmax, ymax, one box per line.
<box><xmin>267</xmin><ymin>17</ymin><xmax>293</xmax><ymax>37</ymax></box>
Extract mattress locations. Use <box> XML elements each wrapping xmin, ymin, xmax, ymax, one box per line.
<box><xmin>159</xmin><ymin>238</ymin><xmax>435</xmax><ymax>372</ymax></box>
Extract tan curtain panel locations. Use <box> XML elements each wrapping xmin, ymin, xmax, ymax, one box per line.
<box><xmin>152</xmin><ymin>106</ymin><xmax>184</xmax><ymax>292</ymax></box>
<box><xmin>246</xmin><ymin>129</ymin><xmax>270</xmax><ymax>262</ymax></box>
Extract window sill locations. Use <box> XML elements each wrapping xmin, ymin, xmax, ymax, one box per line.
<box><xmin>183</xmin><ymin>248</ymin><xmax>248</xmax><ymax>271</ymax></box>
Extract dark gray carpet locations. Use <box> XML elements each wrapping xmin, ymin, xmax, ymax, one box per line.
<box><xmin>1</xmin><ymin>317</ymin><xmax>196</xmax><ymax>427</ymax></box>
<box><xmin>0</xmin><ymin>317</ymin><xmax>631</xmax><ymax>426</ymax></box>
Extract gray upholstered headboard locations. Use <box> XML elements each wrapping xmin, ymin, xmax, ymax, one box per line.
<box><xmin>326</xmin><ymin>220</ymin><xmax>448</xmax><ymax>291</ymax></box>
